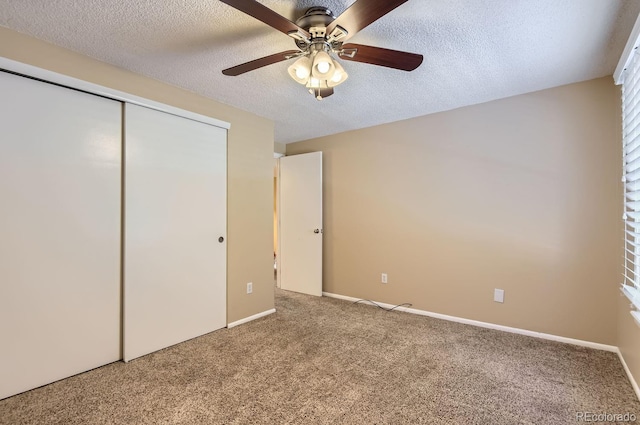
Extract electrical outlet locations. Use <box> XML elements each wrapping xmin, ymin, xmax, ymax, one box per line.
<box><xmin>494</xmin><ymin>288</ymin><xmax>504</xmax><ymax>303</ymax></box>
<box><xmin>381</xmin><ymin>273</ymin><xmax>388</xmax><ymax>284</ymax></box>
<box><xmin>247</xmin><ymin>282</ymin><xmax>253</xmax><ymax>294</ymax></box>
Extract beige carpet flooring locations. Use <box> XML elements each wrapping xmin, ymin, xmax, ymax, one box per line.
<box><xmin>1</xmin><ymin>289</ymin><xmax>639</xmax><ymax>424</ymax></box>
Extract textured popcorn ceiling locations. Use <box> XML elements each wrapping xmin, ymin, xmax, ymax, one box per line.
<box><xmin>1</xmin><ymin>1</ymin><xmax>639</xmax><ymax>143</ymax></box>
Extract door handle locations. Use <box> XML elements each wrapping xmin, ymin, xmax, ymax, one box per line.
<box><xmin>314</xmin><ymin>229</ymin><xmax>320</xmax><ymax>234</ymax></box>
<box><xmin>218</xmin><ymin>236</ymin><xmax>224</xmax><ymax>243</ymax></box>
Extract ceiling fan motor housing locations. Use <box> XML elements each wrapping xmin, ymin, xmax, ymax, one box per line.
<box><xmin>294</xmin><ymin>7</ymin><xmax>336</xmax><ymax>49</ymax></box>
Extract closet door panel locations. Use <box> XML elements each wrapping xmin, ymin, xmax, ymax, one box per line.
<box><xmin>124</xmin><ymin>103</ymin><xmax>226</xmax><ymax>362</ymax></box>
<box><xmin>0</xmin><ymin>72</ymin><xmax>121</xmax><ymax>399</ymax></box>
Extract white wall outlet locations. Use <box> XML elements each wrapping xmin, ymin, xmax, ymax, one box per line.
<box><xmin>247</xmin><ymin>282</ymin><xmax>253</xmax><ymax>294</ymax></box>
<box><xmin>381</xmin><ymin>273</ymin><xmax>388</xmax><ymax>284</ymax></box>
<box><xmin>494</xmin><ymin>288</ymin><xmax>504</xmax><ymax>303</ymax></box>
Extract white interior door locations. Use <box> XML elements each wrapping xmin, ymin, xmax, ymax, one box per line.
<box><xmin>278</xmin><ymin>152</ymin><xmax>323</xmax><ymax>296</ymax></box>
<box><xmin>123</xmin><ymin>103</ymin><xmax>227</xmax><ymax>362</ymax></box>
<box><xmin>0</xmin><ymin>71</ymin><xmax>122</xmax><ymax>399</ymax></box>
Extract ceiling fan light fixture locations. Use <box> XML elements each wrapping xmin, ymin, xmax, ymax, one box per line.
<box><xmin>306</xmin><ymin>77</ymin><xmax>328</xmax><ymax>89</ymax></box>
<box><xmin>311</xmin><ymin>50</ymin><xmax>335</xmax><ymax>79</ymax></box>
<box><xmin>328</xmin><ymin>61</ymin><xmax>348</xmax><ymax>87</ymax></box>
<box><xmin>316</xmin><ymin>62</ymin><xmax>330</xmax><ymax>74</ymax></box>
<box><xmin>287</xmin><ymin>56</ymin><xmax>312</xmax><ymax>84</ymax></box>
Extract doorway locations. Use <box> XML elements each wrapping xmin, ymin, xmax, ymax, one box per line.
<box><xmin>274</xmin><ymin>153</ymin><xmax>283</xmax><ymax>286</ymax></box>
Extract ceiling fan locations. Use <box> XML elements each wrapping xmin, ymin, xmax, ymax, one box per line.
<box><xmin>220</xmin><ymin>0</ymin><xmax>423</xmax><ymax>100</ymax></box>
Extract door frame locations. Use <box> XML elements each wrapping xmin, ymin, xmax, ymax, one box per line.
<box><xmin>273</xmin><ymin>152</ymin><xmax>285</xmax><ymax>288</ymax></box>
<box><xmin>275</xmin><ymin>156</ymin><xmax>281</xmax><ymax>289</ymax></box>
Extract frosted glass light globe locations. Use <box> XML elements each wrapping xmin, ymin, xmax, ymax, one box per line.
<box><xmin>316</xmin><ymin>62</ymin><xmax>330</xmax><ymax>74</ymax></box>
<box><xmin>296</xmin><ymin>67</ymin><xmax>309</xmax><ymax>79</ymax></box>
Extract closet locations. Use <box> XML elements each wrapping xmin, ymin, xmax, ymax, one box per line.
<box><xmin>0</xmin><ymin>68</ymin><xmax>228</xmax><ymax>399</ymax></box>
<box><xmin>123</xmin><ymin>103</ymin><xmax>227</xmax><ymax>361</ymax></box>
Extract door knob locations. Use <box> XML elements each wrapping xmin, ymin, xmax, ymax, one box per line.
<box><xmin>314</xmin><ymin>229</ymin><xmax>320</xmax><ymax>234</ymax></box>
<box><xmin>218</xmin><ymin>236</ymin><xmax>224</xmax><ymax>243</ymax></box>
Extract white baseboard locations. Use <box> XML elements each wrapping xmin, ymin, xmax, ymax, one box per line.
<box><xmin>322</xmin><ymin>292</ymin><xmax>617</xmax><ymax>352</ymax></box>
<box><xmin>616</xmin><ymin>348</ymin><xmax>640</xmax><ymax>401</ymax></box>
<box><xmin>227</xmin><ymin>308</ymin><xmax>276</xmax><ymax>329</ymax></box>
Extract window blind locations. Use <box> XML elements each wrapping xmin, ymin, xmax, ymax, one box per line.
<box><xmin>621</xmin><ymin>45</ymin><xmax>640</xmax><ymax>326</ymax></box>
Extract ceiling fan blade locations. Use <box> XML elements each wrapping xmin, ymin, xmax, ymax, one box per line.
<box><xmin>326</xmin><ymin>0</ymin><xmax>409</xmax><ymax>41</ymax></box>
<box><xmin>222</xmin><ymin>50</ymin><xmax>300</xmax><ymax>76</ymax></box>
<box><xmin>219</xmin><ymin>0</ymin><xmax>310</xmax><ymax>39</ymax></box>
<box><xmin>339</xmin><ymin>43</ymin><xmax>423</xmax><ymax>71</ymax></box>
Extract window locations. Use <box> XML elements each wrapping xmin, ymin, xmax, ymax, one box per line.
<box><xmin>618</xmin><ymin>17</ymin><xmax>640</xmax><ymax>326</ymax></box>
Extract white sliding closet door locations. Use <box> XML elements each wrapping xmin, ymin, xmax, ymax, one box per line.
<box><xmin>123</xmin><ymin>103</ymin><xmax>226</xmax><ymax>362</ymax></box>
<box><xmin>0</xmin><ymin>72</ymin><xmax>122</xmax><ymax>399</ymax></box>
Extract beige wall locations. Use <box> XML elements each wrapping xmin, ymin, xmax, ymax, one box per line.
<box><xmin>274</xmin><ymin>142</ymin><xmax>287</xmax><ymax>156</ymax></box>
<box><xmin>287</xmin><ymin>77</ymin><xmax>622</xmax><ymax>345</ymax></box>
<box><xmin>619</xmin><ymin>297</ymin><xmax>640</xmax><ymax>392</ymax></box>
<box><xmin>0</xmin><ymin>27</ymin><xmax>274</xmax><ymax>324</ymax></box>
